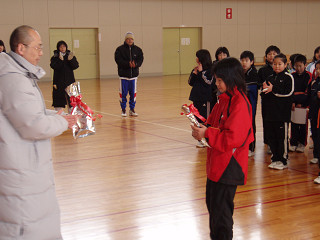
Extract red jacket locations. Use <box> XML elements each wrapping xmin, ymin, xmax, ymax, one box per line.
<box><xmin>205</xmin><ymin>87</ymin><xmax>254</xmax><ymax>185</ymax></box>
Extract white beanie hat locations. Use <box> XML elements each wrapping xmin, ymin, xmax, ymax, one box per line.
<box><xmin>125</xmin><ymin>32</ymin><xmax>134</xmax><ymax>40</ymax></box>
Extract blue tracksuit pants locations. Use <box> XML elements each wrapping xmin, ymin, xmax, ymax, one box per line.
<box><xmin>119</xmin><ymin>77</ymin><xmax>137</xmax><ymax>110</ymax></box>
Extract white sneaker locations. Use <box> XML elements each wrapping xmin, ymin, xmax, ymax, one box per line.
<box><xmin>314</xmin><ymin>176</ymin><xmax>320</xmax><ymax>184</ymax></box>
<box><xmin>121</xmin><ymin>110</ymin><xmax>127</xmax><ymax>117</ymax></box>
<box><xmin>289</xmin><ymin>145</ymin><xmax>297</xmax><ymax>152</ymax></box>
<box><xmin>273</xmin><ymin>161</ymin><xmax>288</xmax><ymax>170</ymax></box>
<box><xmin>248</xmin><ymin>150</ymin><xmax>255</xmax><ymax>157</ymax></box>
<box><xmin>196</xmin><ymin>141</ymin><xmax>206</xmax><ymax>148</ymax></box>
<box><xmin>310</xmin><ymin>158</ymin><xmax>319</xmax><ymax>164</ymax></box>
<box><xmin>296</xmin><ymin>144</ymin><xmax>305</xmax><ymax>153</ymax></box>
<box><xmin>129</xmin><ymin>109</ymin><xmax>138</xmax><ymax>117</ymax></box>
<box><xmin>268</xmin><ymin>161</ymin><xmax>277</xmax><ymax>169</ymax></box>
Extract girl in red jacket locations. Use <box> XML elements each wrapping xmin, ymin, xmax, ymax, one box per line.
<box><xmin>191</xmin><ymin>57</ymin><xmax>253</xmax><ymax>240</ymax></box>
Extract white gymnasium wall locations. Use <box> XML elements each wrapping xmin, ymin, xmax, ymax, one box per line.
<box><xmin>0</xmin><ymin>0</ymin><xmax>319</xmax><ymax>79</ymax></box>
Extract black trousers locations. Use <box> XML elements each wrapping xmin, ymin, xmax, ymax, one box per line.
<box><xmin>290</xmin><ymin>122</ymin><xmax>307</xmax><ymax>146</ymax></box>
<box><xmin>264</xmin><ymin>121</ymin><xmax>289</xmax><ymax>164</ymax></box>
<box><xmin>249</xmin><ymin>117</ymin><xmax>256</xmax><ymax>152</ymax></box>
<box><xmin>311</xmin><ymin>118</ymin><xmax>320</xmax><ymax>163</ymax></box>
<box><xmin>206</xmin><ymin>178</ymin><xmax>237</xmax><ymax>240</ymax></box>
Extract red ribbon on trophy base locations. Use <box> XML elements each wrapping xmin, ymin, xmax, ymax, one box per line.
<box><xmin>70</xmin><ymin>95</ymin><xmax>102</xmax><ymax>121</ymax></box>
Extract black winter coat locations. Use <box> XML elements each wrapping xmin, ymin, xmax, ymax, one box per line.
<box><xmin>114</xmin><ymin>42</ymin><xmax>144</xmax><ymax>78</ymax></box>
<box><xmin>50</xmin><ymin>50</ymin><xmax>79</xmax><ymax>107</ymax></box>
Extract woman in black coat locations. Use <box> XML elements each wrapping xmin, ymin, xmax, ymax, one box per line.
<box><xmin>50</xmin><ymin>40</ymin><xmax>79</xmax><ymax>111</ymax></box>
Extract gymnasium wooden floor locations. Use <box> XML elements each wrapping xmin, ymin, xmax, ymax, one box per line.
<box><xmin>39</xmin><ymin>75</ymin><xmax>320</xmax><ymax>240</ymax></box>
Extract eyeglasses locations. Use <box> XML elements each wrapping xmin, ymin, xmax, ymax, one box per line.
<box><xmin>22</xmin><ymin>44</ymin><xmax>43</xmax><ymax>52</ymax></box>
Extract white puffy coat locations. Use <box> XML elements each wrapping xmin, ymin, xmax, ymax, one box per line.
<box><xmin>0</xmin><ymin>52</ymin><xmax>68</xmax><ymax>239</ymax></box>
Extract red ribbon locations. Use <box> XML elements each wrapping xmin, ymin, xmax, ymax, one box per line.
<box><xmin>70</xmin><ymin>95</ymin><xmax>102</xmax><ymax>121</ymax></box>
<box><xmin>181</xmin><ymin>104</ymin><xmax>206</xmax><ymax>122</ymax></box>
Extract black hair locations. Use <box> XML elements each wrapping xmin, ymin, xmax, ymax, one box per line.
<box><xmin>212</xmin><ymin>57</ymin><xmax>246</xmax><ymax>93</ymax></box>
<box><xmin>240</xmin><ymin>50</ymin><xmax>254</xmax><ymax>62</ymax></box>
<box><xmin>289</xmin><ymin>53</ymin><xmax>300</xmax><ymax>66</ymax></box>
<box><xmin>56</xmin><ymin>40</ymin><xmax>68</xmax><ymax>51</ymax></box>
<box><xmin>0</xmin><ymin>40</ymin><xmax>6</xmax><ymax>53</ymax></box>
<box><xmin>265</xmin><ymin>45</ymin><xmax>280</xmax><ymax>57</ymax></box>
<box><xmin>196</xmin><ymin>49</ymin><xmax>212</xmax><ymax>70</ymax></box>
<box><xmin>315</xmin><ymin>60</ymin><xmax>320</xmax><ymax>68</ymax></box>
<box><xmin>293</xmin><ymin>54</ymin><xmax>307</xmax><ymax>65</ymax></box>
<box><xmin>215</xmin><ymin>47</ymin><xmax>230</xmax><ymax>60</ymax></box>
<box><xmin>312</xmin><ymin>46</ymin><xmax>320</xmax><ymax>62</ymax></box>
<box><xmin>274</xmin><ymin>53</ymin><xmax>287</xmax><ymax>64</ymax></box>
<box><xmin>9</xmin><ymin>25</ymin><xmax>35</xmax><ymax>52</ymax></box>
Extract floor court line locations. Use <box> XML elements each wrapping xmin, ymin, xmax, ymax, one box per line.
<box><xmin>235</xmin><ymin>192</ymin><xmax>320</xmax><ymax>210</ymax></box>
<box><xmin>100</xmin><ymin>110</ymin><xmax>191</xmax><ymax>133</ymax></box>
<box><xmin>55</xmin><ymin>145</ymin><xmax>194</xmax><ymax>164</ymax></box>
<box><xmin>62</xmin><ymin>179</ymin><xmax>316</xmax><ymax>225</ymax></box>
<box><xmin>62</xmin><ymin>191</ymin><xmax>320</xmax><ymax>235</ymax></box>
<box><xmin>44</xmin><ymin>99</ymin><xmax>190</xmax><ymax>133</ymax></box>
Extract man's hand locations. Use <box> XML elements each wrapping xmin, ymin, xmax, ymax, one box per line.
<box><xmin>57</xmin><ymin>110</ymin><xmax>78</xmax><ymax>129</ymax></box>
<box><xmin>129</xmin><ymin>61</ymin><xmax>136</xmax><ymax>68</ymax></box>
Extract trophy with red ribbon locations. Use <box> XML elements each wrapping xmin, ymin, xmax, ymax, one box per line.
<box><xmin>181</xmin><ymin>104</ymin><xmax>210</xmax><ymax>148</ymax></box>
<box><xmin>66</xmin><ymin>82</ymin><xmax>102</xmax><ymax>139</ymax></box>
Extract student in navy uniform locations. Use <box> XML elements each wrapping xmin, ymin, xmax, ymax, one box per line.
<box><xmin>188</xmin><ymin>49</ymin><xmax>215</xmax><ymax>148</ymax></box>
<box><xmin>240</xmin><ymin>50</ymin><xmax>259</xmax><ymax>157</ymax></box>
<box><xmin>308</xmin><ymin>60</ymin><xmax>320</xmax><ymax>169</ymax></box>
<box><xmin>306</xmin><ymin>46</ymin><xmax>320</xmax><ymax>75</ymax></box>
<box><xmin>115</xmin><ymin>32</ymin><xmax>144</xmax><ymax>117</ymax></box>
<box><xmin>288</xmin><ymin>53</ymin><xmax>299</xmax><ymax>74</ymax></box>
<box><xmin>212</xmin><ymin>47</ymin><xmax>229</xmax><ymax>108</ymax></box>
<box><xmin>261</xmin><ymin>53</ymin><xmax>294</xmax><ymax>170</ymax></box>
<box><xmin>258</xmin><ymin>45</ymin><xmax>281</xmax><ymax>152</ymax></box>
<box><xmin>213</xmin><ymin>46</ymin><xmax>229</xmax><ymax>64</ymax></box>
<box><xmin>289</xmin><ymin>54</ymin><xmax>312</xmax><ymax>153</ymax></box>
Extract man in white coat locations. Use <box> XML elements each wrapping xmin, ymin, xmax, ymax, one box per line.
<box><xmin>0</xmin><ymin>25</ymin><xmax>77</xmax><ymax>239</ymax></box>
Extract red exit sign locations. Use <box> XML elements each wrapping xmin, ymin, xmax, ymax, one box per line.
<box><xmin>226</xmin><ymin>8</ymin><xmax>232</xmax><ymax>19</ymax></box>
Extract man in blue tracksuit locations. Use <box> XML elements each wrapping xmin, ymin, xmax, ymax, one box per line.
<box><xmin>115</xmin><ymin>32</ymin><xmax>144</xmax><ymax>117</ymax></box>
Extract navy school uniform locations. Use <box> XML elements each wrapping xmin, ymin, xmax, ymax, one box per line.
<box><xmin>308</xmin><ymin>77</ymin><xmax>320</xmax><ymax>165</ymax></box>
<box><xmin>188</xmin><ymin>69</ymin><xmax>215</xmax><ymax>123</ymax></box>
<box><xmin>290</xmin><ymin>70</ymin><xmax>312</xmax><ymax>147</ymax></box>
<box><xmin>245</xmin><ymin>66</ymin><xmax>259</xmax><ymax>152</ymax></box>
<box><xmin>261</xmin><ymin>70</ymin><xmax>294</xmax><ymax>165</ymax></box>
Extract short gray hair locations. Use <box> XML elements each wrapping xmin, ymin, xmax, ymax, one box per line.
<box><xmin>10</xmin><ymin>25</ymin><xmax>35</xmax><ymax>52</ymax></box>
